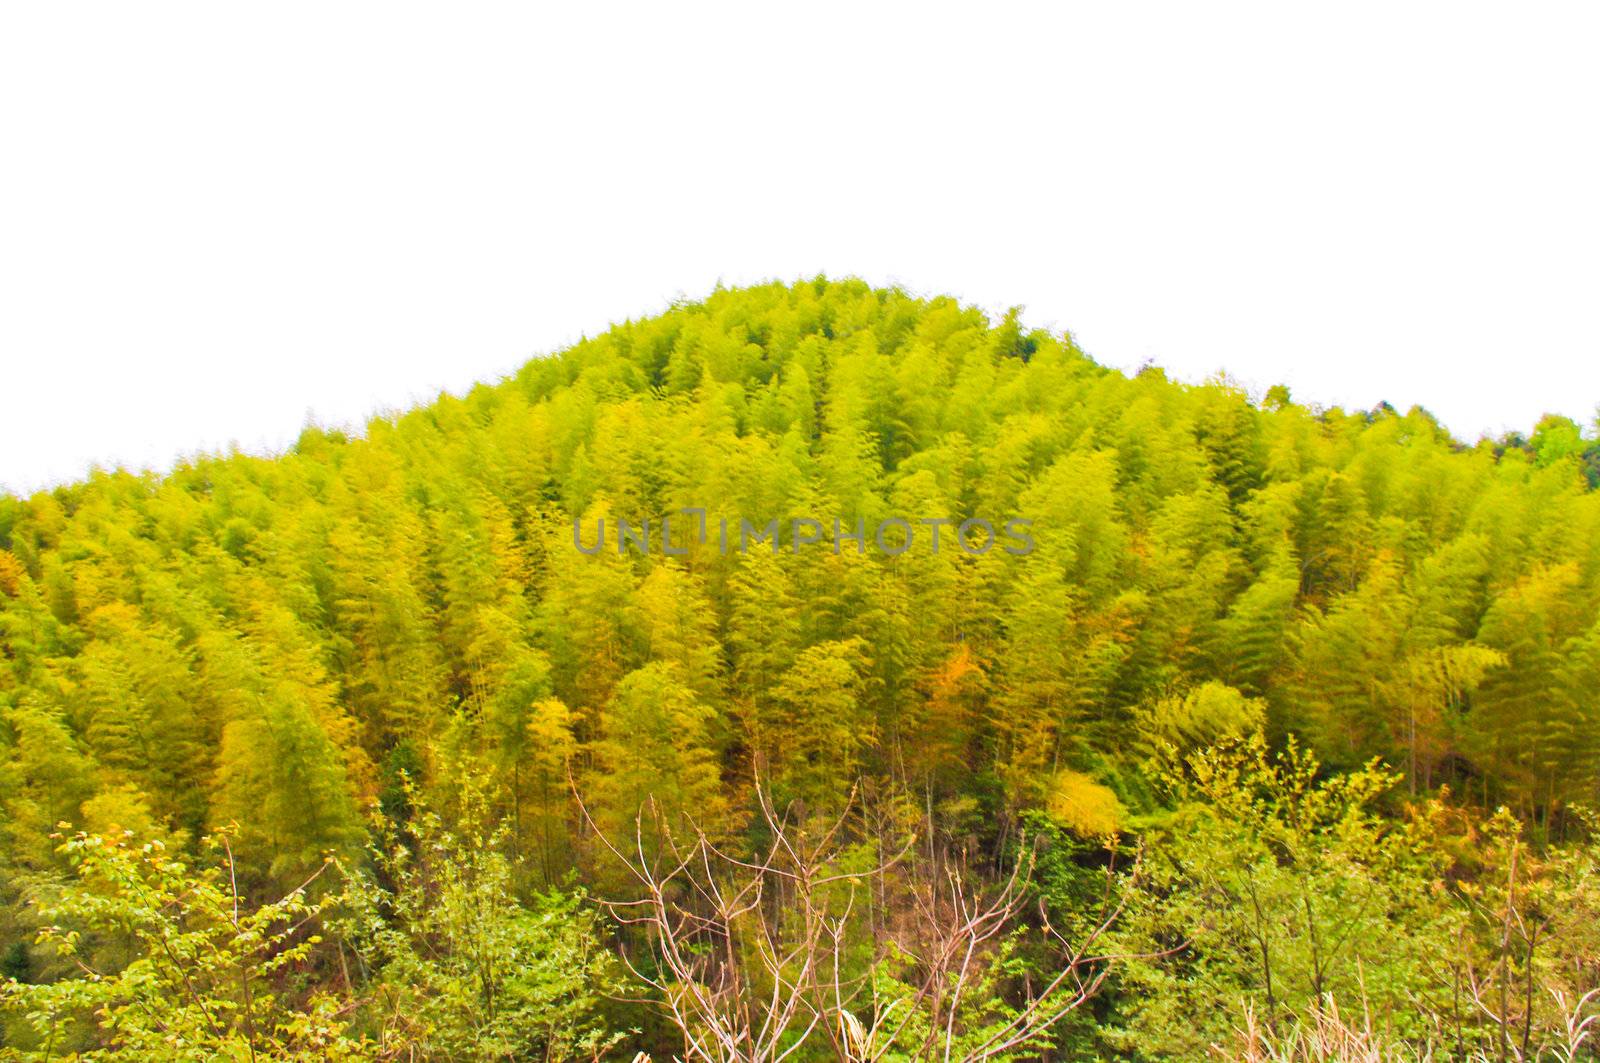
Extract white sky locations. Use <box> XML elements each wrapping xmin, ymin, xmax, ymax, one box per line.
<box><xmin>2</xmin><ymin>3</ymin><xmax>1597</xmax><ymax>494</ymax></box>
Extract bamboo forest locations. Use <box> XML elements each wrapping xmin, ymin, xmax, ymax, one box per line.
<box><xmin>3</xmin><ymin>278</ymin><xmax>1600</xmax><ymax>1061</ymax></box>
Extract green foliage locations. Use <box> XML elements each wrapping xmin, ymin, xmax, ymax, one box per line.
<box><xmin>0</xmin><ymin>829</ymin><xmax>363</xmax><ymax>1061</ymax></box>
<box><xmin>1106</xmin><ymin>737</ymin><xmax>1451</xmax><ymax>1057</ymax></box>
<box><xmin>0</xmin><ymin>942</ymin><xmax>27</xmax><ymax>986</ymax></box>
<box><xmin>587</xmin><ymin>660</ymin><xmax>728</xmax><ymax>844</ymax></box>
<box><xmin>337</xmin><ymin>780</ymin><xmax>621</xmax><ymax>1061</ymax></box>
<box><xmin>1104</xmin><ymin>738</ymin><xmax>1600</xmax><ymax>1060</ymax></box>
<box><xmin>765</xmin><ymin>638</ymin><xmax>874</xmax><ymax>810</ymax></box>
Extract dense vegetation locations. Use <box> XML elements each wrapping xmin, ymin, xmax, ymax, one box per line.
<box><xmin>2</xmin><ymin>278</ymin><xmax>1598</xmax><ymax>1060</ymax></box>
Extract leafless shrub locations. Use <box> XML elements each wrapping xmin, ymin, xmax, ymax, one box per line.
<box><xmin>579</xmin><ymin>781</ymin><xmax>1149</xmax><ymax>1062</ymax></box>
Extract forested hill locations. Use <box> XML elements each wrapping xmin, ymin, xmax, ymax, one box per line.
<box><xmin>2</xmin><ymin>278</ymin><xmax>1600</xmax><ymax>1057</ymax></box>
<box><xmin>3</xmin><ymin>276</ymin><xmax>1599</xmax><ymax>868</ymax></box>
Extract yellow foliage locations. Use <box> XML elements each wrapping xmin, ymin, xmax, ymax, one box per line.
<box><xmin>0</xmin><ymin>549</ymin><xmax>22</xmax><ymax>597</ymax></box>
<box><xmin>80</xmin><ymin>783</ymin><xmax>183</xmax><ymax>848</ymax></box>
<box><xmin>1134</xmin><ymin>681</ymin><xmax>1265</xmax><ymax>751</ymax></box>
<box><xmin>1045</xmin><ymin>770</ymin><xmax>1124</xmax><ymax>839</ymax></box>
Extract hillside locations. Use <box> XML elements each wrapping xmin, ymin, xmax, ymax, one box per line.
<box><xmin>2</xmin><ymin>278</ymin><xmax>1599</xmax><ymax>1059</ymax></box>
